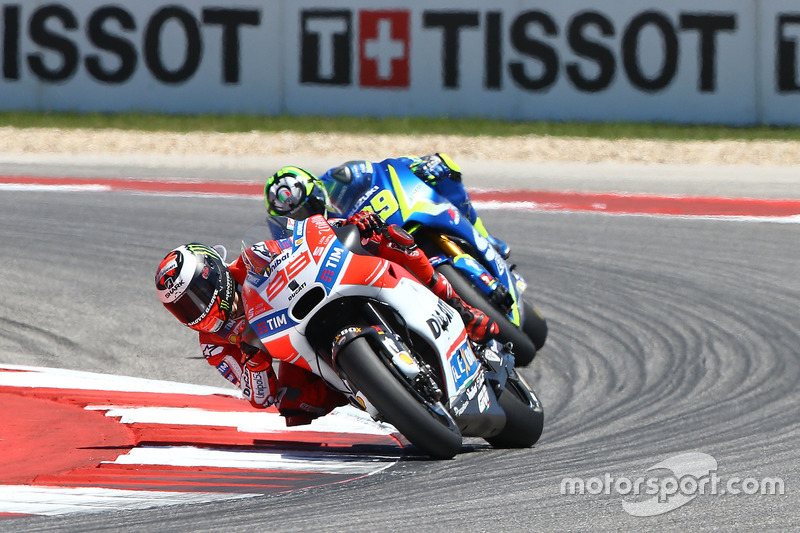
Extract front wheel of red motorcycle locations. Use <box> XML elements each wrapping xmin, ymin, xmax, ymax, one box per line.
<box><xmin>336</xmin><ymin>336</ymin><xmax>463</xmax><ymax>460</ymax></box>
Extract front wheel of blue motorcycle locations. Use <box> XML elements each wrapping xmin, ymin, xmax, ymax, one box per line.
<box><xmin>336</xmin><ymin>336</ymin><xmax>463</xmax><ymax>460</ymax></box>
<box><xmin>434</xmin><ymin>263</ymin><xmax>541</xmax><ymax>366</ymax></box>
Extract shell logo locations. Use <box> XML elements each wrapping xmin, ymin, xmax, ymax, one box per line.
<box><xmin>355</xmin><ymin>394</ymin><xmax>368</xmax><ymax>410</ymax></box>
<box><xmin>397</xmin><ymin>351</ymin><xmax>414</xmax><ymax>366</ymax></box>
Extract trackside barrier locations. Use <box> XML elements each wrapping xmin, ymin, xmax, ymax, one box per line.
<box><xmin>0</xmin><ymin>1</ymin><xmax>798</xmax><ymax>125</ymax></box>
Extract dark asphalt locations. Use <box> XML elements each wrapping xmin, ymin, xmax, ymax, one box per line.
<box><xmin>1</xmin><ymin>172</ymin><xmax>798</xmax><ymax>531</ymax></box>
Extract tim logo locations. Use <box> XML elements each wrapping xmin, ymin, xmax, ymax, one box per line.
<box><xmin>301</xmin><ymin>9</ymin><xmax>410</xmax><ymax>88</ymax></box>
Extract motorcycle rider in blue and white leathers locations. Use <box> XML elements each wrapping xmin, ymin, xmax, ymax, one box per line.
<box><xmin>319</xmin><ymin>154</ymin><xmax>511</xmax><ymax>259</ymax></box>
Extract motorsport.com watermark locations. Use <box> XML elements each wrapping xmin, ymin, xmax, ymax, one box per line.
<box><xmin>560</xmin><ymin>452</ymin><xmax>785</xmax><ymax>517</ymax></box>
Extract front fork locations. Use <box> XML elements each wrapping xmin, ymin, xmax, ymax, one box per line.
<box><xmin>332</xmin><ymin>302</ymin><xmax>444</xmax><ymax>405</ymax></box>
<box><xmin>474</xmin><ymin>340</ymin><xmax>518</xmax><ymax>398</ymax></box>
<box><xmin>429</xmin><ymin>233</ymin><xmax>518</xmax><ymax>317</ymax></box>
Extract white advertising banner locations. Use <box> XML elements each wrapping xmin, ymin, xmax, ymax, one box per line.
<box><xmin>0</xmin><ymin>0</ymin><xmax>797</xmax><ymax>125</ymax></box>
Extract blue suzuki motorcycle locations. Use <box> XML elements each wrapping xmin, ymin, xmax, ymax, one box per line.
<box><xmin>319</xmin><ymin>158</ymin><xmax>547</xmax><ymax>366</ymax></box>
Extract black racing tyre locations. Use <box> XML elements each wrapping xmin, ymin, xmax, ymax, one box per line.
<box><xmin>435</xmin><ymin>263</ymin><xmax>538</xmax><ymax>366</ymax></box>
<box><xmin>486</xmin><ymin>374</ymin><xmax>544</xmax><ymax>448</ymax></box>
<box><xmin>522</xmin><ymin>300</ymin><xmax>548</xmax><ymax>351</ymax></box>
<box><xmin>336</xmin><ymin>337</ymin><xmax>463</xmax><ymax>459</ymax></box>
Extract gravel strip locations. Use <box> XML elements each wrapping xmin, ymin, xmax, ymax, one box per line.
<box><xmin>2</xmin><ymin>127</ymin><xmax>800</xmax><ymax>166</ymax></box>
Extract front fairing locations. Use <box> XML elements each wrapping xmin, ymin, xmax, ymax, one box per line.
<box><xmin>241</xmin><ymin>217</ymin><xmax>344</xmax><ymax>385</ymax></box>
<box><xmin>242</xmin><ymin>216</ymin><xmax>354</xmax><ymax>343</ymax></box>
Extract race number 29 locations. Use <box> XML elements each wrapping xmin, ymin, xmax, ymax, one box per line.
<box><xmin>366</xmin><ymin>190</ymin><xmax>399</xmax><ymax>220</ymax></box>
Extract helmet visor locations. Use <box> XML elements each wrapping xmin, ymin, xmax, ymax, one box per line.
<box><xmin>285</xmin><ymin>194</ymin><xmax>327</xmax><ymax>220</ymax></box>
<box><xmin>163</xmin><ymin>260</ymin><xmax>222</xmax><ymax>328</ymax></box>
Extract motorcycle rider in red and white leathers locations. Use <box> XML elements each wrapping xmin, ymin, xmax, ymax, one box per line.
<box><xmin>263</xmin><ymin>165</ymin><xmax>499</xmax><ymax>345</ymax></box>
<box><xmin>156</xmin><ymin>242</ymin><xmax>348</xmax><ymax>426</ymax></box>
<box><xmin>156</xmin><ymin>218</ymin><xmax>499</xmax><ymax>426</ymax></box>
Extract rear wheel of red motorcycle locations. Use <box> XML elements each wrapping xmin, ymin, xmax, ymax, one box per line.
<box><xmin>336</xmin><ymin>337</ymin><xmax>463</xmax><ymax>460</ymax></box>
<box><xmin>486</xmin><ymin>374</ymin><xmax>544</xmax><ymax>448</ymax></box>
<box><xmin>434</xmin><ymin>263</ymin><xmax>542</xmax><ymax>366</ymax></box>
<box><xmin>521</xmin><ymin>299</ymin><xmax>548</xmax><ymax>351</ymax></box>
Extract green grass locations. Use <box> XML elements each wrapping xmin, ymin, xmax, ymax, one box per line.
<box><xmin>1</xmin><ymin>111</ymin><xmax>799</xmax><ymax>142</ymax></box>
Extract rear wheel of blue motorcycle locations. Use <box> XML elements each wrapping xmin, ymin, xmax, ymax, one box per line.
<box><xmin>434</xmin><ymin>264</ymin><xmax>540</xmax><ymax>366</ymax></box>
<box><xmin>336</xmin><ymin>337</ymin><xmax>463</xmax><ymax>460</ymax></box>
<box><xmin>486</xmin><ymin>374</ymin><xmax>544</xmax><ymax>448</ymax></box>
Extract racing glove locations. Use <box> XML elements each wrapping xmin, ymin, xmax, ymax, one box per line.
<box><xmin>345</xmin><ymin>211</ymin><xmax>386</xmax><ymax>239</ymax></box>
<box><xmin>240</xmin><ymin>349</ymin><xmax>278</xmax><ymax>409</ymax></box>
<box><xmin>410</xmin><ymin>153</ymin><xmax>462</xmax><ymax>185</ymax></box>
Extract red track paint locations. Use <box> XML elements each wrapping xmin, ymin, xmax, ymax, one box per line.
<box><xmin>0</xmin><ymin>392</ymin><xmax>136</xmax><ymax>484</ymax></box>
<box><xmin>472</xmin><ymin>189</ymin><xmax>800</xmax><ymax>217</ymax></box>
<box><xmin>33</xmin><ymin>463</ymin><xmax>360</xmax><ymax>493</ymax></box>
<box><xmin>0</xmin><ymin>366</ymin><xmax>404</xmax><ymax>517</ymax></box>
<box><xmin>3</xmin><ymin>175</ymin><xmax>799</xmax><ymax>218</ymax></box>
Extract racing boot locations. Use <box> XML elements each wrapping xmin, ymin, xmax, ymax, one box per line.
<box><xmin>429</xmin><ymin>272</ymin><xmax>499</xmax><ymax>344</ymax></box>
<box><xmin>474</xmin><ymin>217</ymin><xmax>511</xmax><ymax>259</ymax></box>
<box><xmin>448</xmin><ymin>298</ymin><xmax>500</xmax><ymax>344</ymax></box>
<box><xmin>487</xmin><ymin>234</ymin><xmax>511</xmax><ymax>260</ymax></box>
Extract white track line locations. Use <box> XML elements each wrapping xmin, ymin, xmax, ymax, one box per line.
<box><xmin>85</xmin><ymin>405</ymin><xmax>395</xmax><ymax>435</ymax></box>
<box><xmin>110</xmin><ymin>446</ymin><xmax>398</xmax><ymax>474</ymax></box>
<box><xmin>0</xmin><ymin>363</ymin><xmax>240</xmax><ymax>396</ymax></box>
<box><xmin>0</xmin><ymin>485</ymin><xmax>257</xmax><ymax>516</ymax></box>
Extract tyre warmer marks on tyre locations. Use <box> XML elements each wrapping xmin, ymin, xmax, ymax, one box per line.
<box><xmin>0</xmin><ymin>364</ymin><xmax>404</xmax><ymax>518</ymax></box>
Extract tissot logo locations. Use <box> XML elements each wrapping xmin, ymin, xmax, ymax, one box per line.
<box><xmin>300</xmin><ymin>9</ymin><xmax>351</xmax><ymax>85</ymax></box>
<box><xmin>359</xmin><ymin>11</ymin><xmax>409</xmax><ymax>87</ymax></box>
<box><xmin>300</xmin><ymin>9</ymin><xmax>410</xmax><ymax>88</ymax></box>
<box><xmin>778</xmin><ymin>15</ymin><xmax>800</xmax><ymax>92</ymax></box>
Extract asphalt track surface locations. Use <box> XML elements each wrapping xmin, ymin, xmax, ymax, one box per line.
<box><xmin>1</xmin><ymin>158</ymin><xmax>799</xmax><ymax>531</ymax></box>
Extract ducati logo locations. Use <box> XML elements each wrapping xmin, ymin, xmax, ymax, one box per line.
<box><xmin>426</xmin><ymin>299</ymin><xmax>456</xmax><ymax>338</ymax></box>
